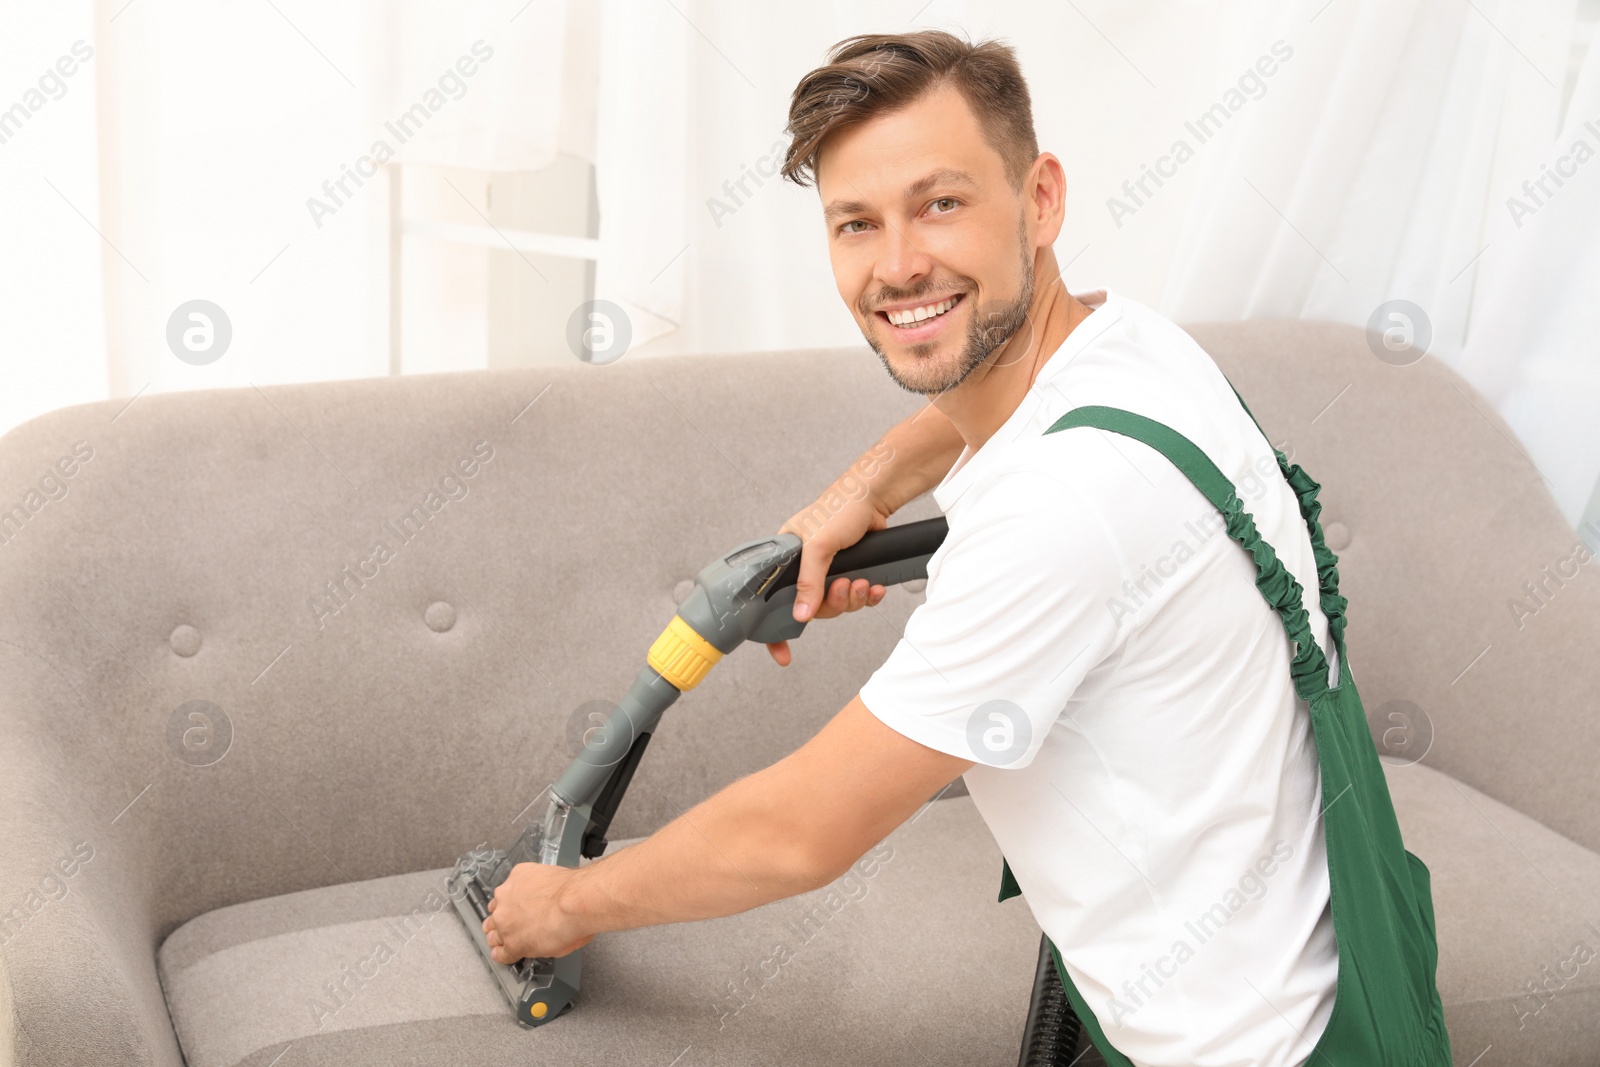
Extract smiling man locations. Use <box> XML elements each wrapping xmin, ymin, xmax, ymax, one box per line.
<box><xmin>484</xmin><ymin>31</ymin><xmax>1355</xmax><ymax>1067</ymax></box>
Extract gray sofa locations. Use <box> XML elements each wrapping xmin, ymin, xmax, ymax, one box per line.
<box><xmin>1</xmin><ymin>320</ymin><xmax>1596</xmax><ymax>1066</ymax></box>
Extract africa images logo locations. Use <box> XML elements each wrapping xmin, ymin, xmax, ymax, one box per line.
<box><xmin>965</xmin><ymin>699</ymin><xmax>1032</xmax><ymax>766</ymax></box>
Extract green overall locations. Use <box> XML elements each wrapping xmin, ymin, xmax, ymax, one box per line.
<box><xmin>997</xmin><ymin>398</ymin><xmax>1453</xmax><ymax>1066</ymax></box>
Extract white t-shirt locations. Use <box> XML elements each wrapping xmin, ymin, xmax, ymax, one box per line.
<box><xmin>859</xmin><ymin>289</ymin><xmax>1338</xmax><ymax>1067</ymax></box>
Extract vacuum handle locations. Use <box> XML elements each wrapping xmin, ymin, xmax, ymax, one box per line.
<box><xmin>771</xmin><ymin>514</ymin><xmax>948</xmax><ymax>595</ymax></box>
<box><xmin>745</xmin><ymin>515</ymin><xmax>947</xmax><ymax>646</ymax></box>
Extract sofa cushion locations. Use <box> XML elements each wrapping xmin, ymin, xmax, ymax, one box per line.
<box><xmin>158</xmin><ymin>757</ymin><xmax>1600</xmax><ymax>1067</ymax></box>
<box><xmin>157</xmin><ymin>794</ymin><xmax>1044</xmax><ymax>1067</ymax></box>
<box><xmin>1385</xmin><ymin>761</ymin><xmax>1600</xmax><ymax>1065</ymax></box>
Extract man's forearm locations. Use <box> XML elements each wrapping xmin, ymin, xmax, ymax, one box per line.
<box><xmin>859</xmin><ymin>402</ymin><xmax>967</xmax><ymax>515</ymax></box>
<box><xmin>554</xmin><ymin>766</ymin><xmax>834</xmax><ymax>936</ymax></box>
<box><xmin>488</xmin><ymin>698</ymin><xmax>969</xmax><ymax>962</ymax></box>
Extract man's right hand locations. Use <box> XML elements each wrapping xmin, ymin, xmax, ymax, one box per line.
<box><xmin>767</xmin><ymin>487</ymin><xmax>894</xmax><ymax>667</ymax></box>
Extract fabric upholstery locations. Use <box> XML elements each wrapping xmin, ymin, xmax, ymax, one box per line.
<box><xmin>1385</xmin><ymin>762</ymin><xmax>1600</xmax><ymax>1066</ymax></box>
<box><xmin>150</xmin><ymin>761</ymin><xmax>1600</xmax><ymax>1067</ymax></box>
<box><xmin>1</xmin><ymin>321</ymin><xmax>1595</xmax><ymax>1065</ymax></box>
<box><xmin>157</xmin><ymin>795</ymin><xmax>1042</xmax><ymax>1067</ymax></box>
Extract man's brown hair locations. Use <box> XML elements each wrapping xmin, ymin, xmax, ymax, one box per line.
<box><xmin>781</xmin><ymin>30</ymin><xmax>1039</xmax><ymax>191</ymax></box>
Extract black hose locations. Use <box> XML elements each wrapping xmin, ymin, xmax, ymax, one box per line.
<box><xmin>1018</xmin><ymin>934</ymin><xmax>1082</xmax><ymax>1066</ymax></box>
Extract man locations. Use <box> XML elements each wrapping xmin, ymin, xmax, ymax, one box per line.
<box><xmin>484</xmin><ymin>30</ymin><xmax>1339</xmax><ymax>1066</ymax></box>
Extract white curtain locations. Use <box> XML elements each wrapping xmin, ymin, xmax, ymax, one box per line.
<box><xmin>590</xmin><ymin>0</ymin><xmax>692</xmax><ymax>354</ymax></box>
<box><xmin>1156</xmin><ymin>0</ymin><xmax>1597</xmax><ymax>523</ymax></box>
<box><xmin>0</xmin><ymin>1</ymin><xmax>106</xmax><ymax>438</ymax></box>
<box><xmin>0</xmin><ymin>0</ymin><xmax>588</xmax><ymax>439</ymax></box>
<box><xmin>375</xmin><ymin>0</ymin><xmax>586</xmax><ymax>173</ymax></box>
<box><xmin>1160</xmin><ymin>0</ymin><xmax>1574</xmax><ymax>340</ymax></box>
<box><xmin>1456</xmin><ymin>31</ymin><xmax>1600</xmax><ymax>525</ymax></box>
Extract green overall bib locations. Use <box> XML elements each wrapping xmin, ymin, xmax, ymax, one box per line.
<box><xmin>998</xmin><ymin>399</ymin><xmax>1453</xmax><ymax>1066</ymax></box>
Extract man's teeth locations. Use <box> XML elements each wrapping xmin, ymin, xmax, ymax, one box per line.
<box><xmin>886</xmin><ymin>296</ymin><xmax>959</xmax><ymax>327</ymax></box>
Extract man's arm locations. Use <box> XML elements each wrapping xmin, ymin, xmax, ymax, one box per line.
<box><xmin>483</xmin><ymin>695</ymin><xmax>973</xmax><ymax>962</ymax></box>
<box><xmin>864</xmin><ymin>400</ymin><xmax>967</xmax><ymax>515</ymax></box>
<box><xmin>766</xmin><ymin>401</ymin><xmax>966</xmax><ymax>666</ymax></box>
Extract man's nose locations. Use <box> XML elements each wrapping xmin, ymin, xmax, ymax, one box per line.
<box><xmin>874</xmin><ymin>223</ymin><xmax>933</xmax><ymax>292</ymax></box>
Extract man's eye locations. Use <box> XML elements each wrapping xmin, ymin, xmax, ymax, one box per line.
<box><xmin>839</xmin><ymin>219</ymin><xmax>871</xmax><ymax>235</ymax></box>
<box><xmin>929</xmin><ymin>197</ymin><xmax>960</xmax><ymax>214</ymax></box>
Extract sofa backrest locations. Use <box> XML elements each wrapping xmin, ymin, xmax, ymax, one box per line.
<box><xmin>0</xmin><ymin>346</ymin><xmax>929</xmax><ymax>939</ymax></box>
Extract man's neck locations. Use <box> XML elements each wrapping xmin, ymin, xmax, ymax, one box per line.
<box><xmin>932</xmin><ymin>248</ymin><xmax>1093</xmax><ymax>455</ymax></box>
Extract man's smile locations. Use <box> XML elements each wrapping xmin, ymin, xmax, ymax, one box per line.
<box><xmin>874</xmin><ymin>292</ymin><xmax>967</xmax><ymax>342</ymax></box>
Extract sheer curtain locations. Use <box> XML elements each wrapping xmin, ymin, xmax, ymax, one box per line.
<box><xmin>1456</xmin><ymin>32</ymin><xmax>1600</xmax><ymax>527</ymax></box>
<box><xmin>91</xmin><ymin>0</ymin><xmax>378</xmax><ymax>402</ymax></box>
<box><xmin>373</xmin><ymin>0</ymin><xmax>586</xmax><ymax>173</ymax></box>
<box><xmin>1156</xmin><ymin>0</ymin><xmax>1596</xmax><ymax>523</ymax></box>
<box><xmin>2</xmin><ymin>0</ymin><xmax>587</xmax><ymax>439</ymax></box>
<box><xmin>1160</xmin><ymin>0</ymin><xmax>1574</xmax><ymax>340</ymax></box>
<box><xmin>0</xmin><ymin>1</ymin><xmax>106</xmax><ymax>437</ymax></box>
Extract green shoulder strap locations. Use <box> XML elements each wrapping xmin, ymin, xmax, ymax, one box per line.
<box><xmin>1045</xmin><ymin>405</ymin><xmax>1335</xmax><ymax>697</ymax></box>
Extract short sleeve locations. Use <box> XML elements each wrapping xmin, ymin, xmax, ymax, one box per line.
<box><xmin>858</xmin><ymin>468</ymin><xmax>1129</xmax><ymax>769</ymax></box>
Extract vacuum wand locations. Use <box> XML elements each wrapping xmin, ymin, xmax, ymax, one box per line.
<box><xmin>448</xmin><ymin>515</ymin><xmax>949</xmax><ymax>1028</ymax></box>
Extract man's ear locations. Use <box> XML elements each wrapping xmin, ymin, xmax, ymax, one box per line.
<box><xmin>1026</xmin><ymin>152</ymin><xmax>1067</xmax><ymax>248</ymax></box>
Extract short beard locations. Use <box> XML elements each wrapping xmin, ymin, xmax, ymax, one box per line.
<box><xmin>865</xmin><ymin>219</ymin><xmax>1035</xmax><ymax>397</ymax></box>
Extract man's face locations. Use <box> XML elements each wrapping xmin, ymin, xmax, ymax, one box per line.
<box><xmin>817</xmin><ymin>82</ymin><xmax>1036</xmax><ymax>397</ymax></box>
